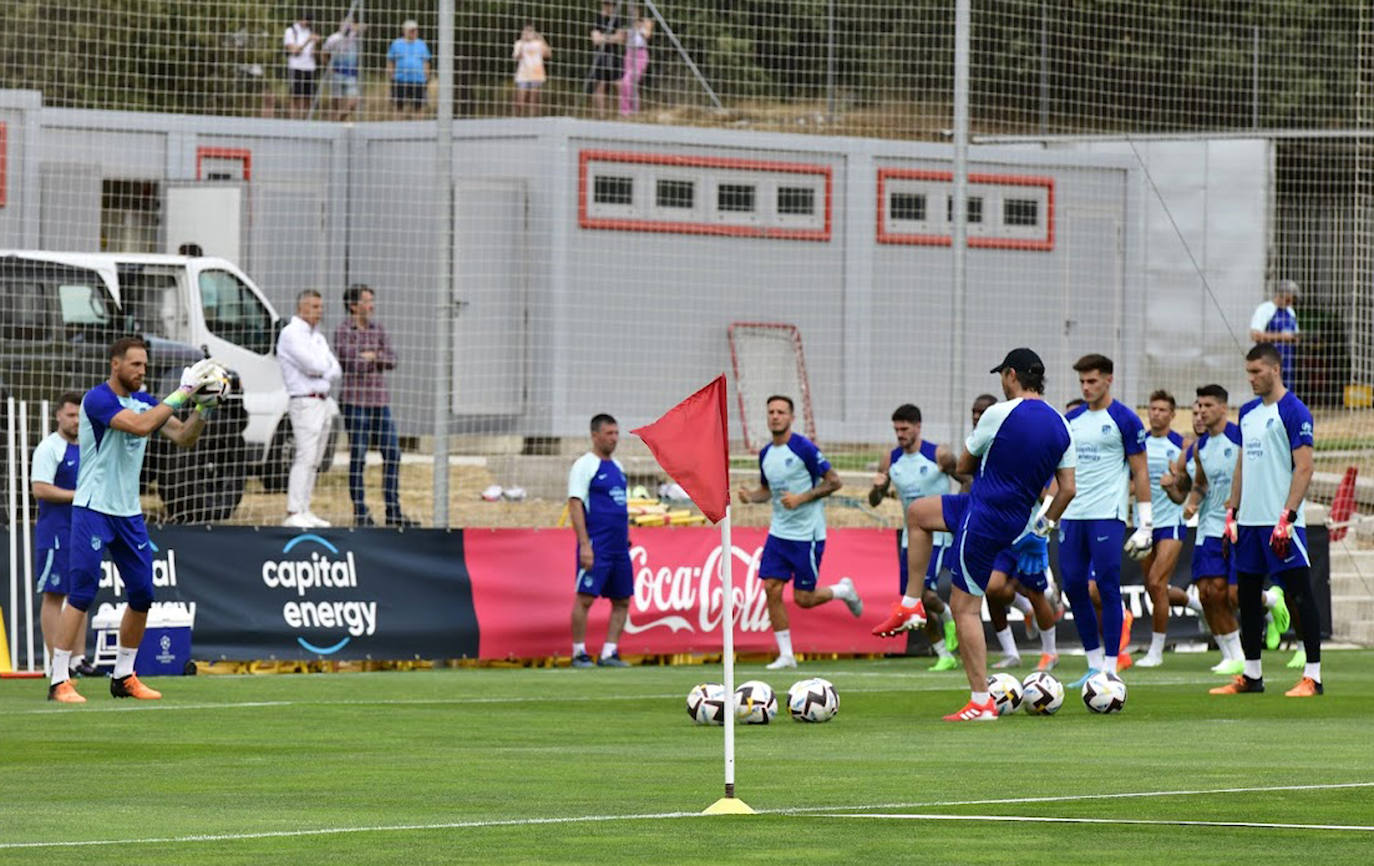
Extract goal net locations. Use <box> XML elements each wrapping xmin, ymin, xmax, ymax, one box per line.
<box><xmin>728</xmin><ymin>323</ymin><xmax>816</xmax><ymax>452</ymax></box>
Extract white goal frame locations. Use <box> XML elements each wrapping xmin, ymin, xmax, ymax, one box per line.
<box><xmin>727</xmin><ymin>322</ymin><xmax>817</xmax><ymax>452</ymax></box>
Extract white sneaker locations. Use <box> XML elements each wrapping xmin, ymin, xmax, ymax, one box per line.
<box><xmin>283</xmin><ymin>512</ymin><xmax>314</xmax><ymax>528</ymax></box>
<box><xmin>1136</xmin><ymin>653</ymin><xmax>1164</xmax><ymax>668</ymax></box>
<box><xmin>765</xmin><ymin>655</ymin><xmax>798</xmax><ymax>670</ymax></box>
<box><xmin>303</xmin><ymin>511</ymin><xmax>331</xmax><ymax>528</ymax></box>
<box><xmin>991</xmin><ymin>654</ymin><xmax>1022</xmax><ymax>670</ymax></box>
<box><xmin>836</xmin><ymin>577</ymin><xmax>863</xmax><ymax>618</ymax></box>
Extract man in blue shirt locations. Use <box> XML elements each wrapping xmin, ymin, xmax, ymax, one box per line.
<box><xmin>868</xmin><ymin>403</ymin><xmax>961</xmax><ymax>671</ymax></box>
<box><xmin>45</xmin><ymin>338</ymin><xmax>221</xmax><ymax>704</ymax></box>
<box><xmin>736</xmin><ymin>395</ymin><xmax>859</xmax><ymax>670</ymax></box>
<box><xmin>31</xmin><ymin>392</ymin><xmax>100</xmax><ymax>678</ymax></box>
<box><xmin>387</xmin><ymin>20</ymin><xmax>432</xmax><ymax>115</ymax></box>
<box><xmin>874</xmin><ymin>348</ymin><xmax>1077</xmax><ymax>721</ymax></box>
<box><xmin>1059</xmin><ymin>353</ymin><xmax>1153</xmax><ymax>686</ymax></box>
<box><xmin>568</xmin><ymin>413</ymin><xmax>632</xmax><ymax>668</ymax></box>
<box><xmin>1211</xmin><ymin>343</ymin><xmax>1322</xmax><ymax>697</ymax></box>
<box><xmin>1249</xmin><ymin>280</ymin><xmax>1300</xmax><ymax>390</ymax></box>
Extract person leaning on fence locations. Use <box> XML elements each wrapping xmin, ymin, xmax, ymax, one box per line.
<box><xmin>277</xmin><ymin>289</ymin><xmax>341</xmax><ymax>529</ymax></box>
<box><xmin>334</xmin><ymin>284</ymin><xmax>415</xmax><ymax>528</ymax></box>
<box><xmin>387</xmin><ymin>19</ymin><xmax>432</xmax><ymax>116</ymax></box>
<box><xmin>284</xmin><ymin>10</ymin><xmax>321</xmax><ymax>118</ymax></box>
<box><xmin>31</xmin><ymin>392</ymin><xmax>101</xmax><ymax>679</ymax></box>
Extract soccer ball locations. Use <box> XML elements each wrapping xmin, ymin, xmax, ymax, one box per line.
<box><xmin>987</xmin><ymin>672</ymin><xmax>1023</xmax><ymax>716</ymax></box>
<box><xmin>1081</xmin><ymin>671</ymin><xmax>1128</xmax><ymax>714</ymax></box>
<box><xmin>734</xmin><ymin>680</ymin><xmax>778</xmax><ymax>725</ymax></box>
<box><xmin>1020</xmin><ymin>672</ymin><xmax>1065</xmax><ymax>715</ymax></box>
<box><xmin>686</xmin><ymin>682</ymin><xmax>728</xmax><ymax>725</ymax></box>
<box><xmin>787</xmin><ymin>677</ymin><xmax>839</xmax><ymax>723</ymax></box>
<box><xmin>193</xmin><ymin>364</ymin><xmax>232</xmax><ymax>406</ymax></box>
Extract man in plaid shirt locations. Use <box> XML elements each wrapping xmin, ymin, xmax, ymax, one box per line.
<box><xmin>334</xmin><ymin>284</ymin><xmax>416</xmax><ymax>527</ymax></box>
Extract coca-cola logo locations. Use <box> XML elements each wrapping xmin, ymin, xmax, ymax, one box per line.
<box><xmin>624</xmin><ymin>543</ymin><xmax>772</xmax><ymax>635</ymax></box>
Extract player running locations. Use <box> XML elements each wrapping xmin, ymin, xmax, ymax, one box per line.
<box><xmin>1136</xmin><ymin>390</ymin><xmax>1186</xmax><ymax>667</ymax></box>
<box><xmin>1211</xmin><ymin>343</ymin><xmax>1321</xmax><ymax>697</ymax></box>
<box><xmin>1060</xmin><ymin>354</ymin><xmax>1152</xmax><ymax>687</ymax></box>
<box><xmin>737</xmin><ymin>395</ymin><xmax>861</xmax><ymax>670</ymax></box>
<box><xmin>868</xmin><ymin>403</ymin><xmax>961</xmax><ymax>671</ymax></box>
<box><xmin>873</xmin><ymin>348</ymin><xmax>1076</xmax><ymax>721</ymax></box>
<box><xmin>46</xmin><ymin>338</ymin><xmax>222</xmax><ymax>703</ymax></box>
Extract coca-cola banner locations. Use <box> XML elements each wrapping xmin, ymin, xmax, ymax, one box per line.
<box><xmin>462</xmin><ymin>527</ymin><xmax>900</xmax><ymax>658</ymax></box>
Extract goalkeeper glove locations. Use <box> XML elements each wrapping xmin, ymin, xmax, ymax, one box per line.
<box><xmin>1011</xmin><ymin>531</ymin><xmax>1049</xmax><ymax>577</ymax></box>
<box><xmin>1123</xmin><ymin>501</ymin><xmax>1153</xmax><ymax>561</ymax></box>
<box><xmin>1030</xmin><ymin>514</ymin><xmax>1056</xmax><ymax>539</ymax></box>
<box><xmin>1270</xmin><ymin>509</ymin><xmax>1298</xmax><ymax>558</ymax></box>
<box><xmin>1221</xmin><ymin>507</ymin><xmax>1239</xmax><ymax>559</ymax></box>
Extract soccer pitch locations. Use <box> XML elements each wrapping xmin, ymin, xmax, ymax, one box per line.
<box><xmin>3</xmin><ymin>653</ymin><xmax>1373</xmax><ymax>864</ymax></box>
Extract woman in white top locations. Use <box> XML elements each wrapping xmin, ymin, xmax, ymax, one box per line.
<box><xmin>618</xmin><ymin>11</ymin><xmax>653</xmax><ymax>116</ymax></box>
<box><xmin>513</xmin><ymin>24</ymin><xmax>553</xmax><ymax>116</ymax></box>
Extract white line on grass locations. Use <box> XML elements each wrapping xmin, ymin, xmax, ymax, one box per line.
<box><xmin>818</xmin><ymin>812</ymin><xmax>1374</xmax><ymax>832</ymax></box>
<box><xmin>2</xmin><ymin>781</ymin><xmax>1370</xmax><ymax>851</ymax></box>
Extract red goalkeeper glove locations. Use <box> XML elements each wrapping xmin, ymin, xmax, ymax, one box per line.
<box><xmin>1270</xmin><ymin>509</ymin><xmax>1297</xmax><ymax>558</ymax></box>
<box><xmin>1221</xmin><ymin>507</ymin><xmax>1238</xmax><ymax>559</ymax></box>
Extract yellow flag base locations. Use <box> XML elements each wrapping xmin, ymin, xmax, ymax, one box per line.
<box><xmin>702</xmin><ymin>797</ymin><xmax>755</xmax><ymax>815</ymax></box>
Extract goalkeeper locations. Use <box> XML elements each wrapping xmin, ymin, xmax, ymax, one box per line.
<box><xmin>46</xmin><ymin>337</ymin><xmax>225</xmax><ymax>704</ymax></box>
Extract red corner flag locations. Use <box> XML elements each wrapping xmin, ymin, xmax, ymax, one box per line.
<box><xmin>632</xmin><ymin>375</ymin><xmax>731</xmax><ymax>524</ymax></box>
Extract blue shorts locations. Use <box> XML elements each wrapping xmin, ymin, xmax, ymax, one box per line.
<box><xmin>34</xmin><ymin>543</ymin><xmax>71</xmax><ymax>596</ymax></box>
<box><xmin>1058</xmin><ymin>519</ymin><xmax>1124</xmax><ymax>590</ymax></box>
<box><xmin>897</xmin><ymin>534</ymin><xmax>949</xmax><ymax>595</ymax></box>
<box><xmin>1234</xmin><ymin>524</ymin><xmax>1310</xmax><ymax>577</ymax></box>
<box><xmin>67</xmin><ymin>507</ymin><xmax>154</xmax><ymax>613</ymax></box>
<box><xmin>1191</xmin><ymin>535</ymin><xmax>1237</xmax><ymax>585</ymax></box>
<box><xmin>941</xmin><ymin>494</ymin><xmax>1022</xmax><ymax>598</ymax></box>
<box><xmin>1153</xmin><ymin>524</ymin><xmax>1184</xmax><ymax>544</ymax></box>
<box><xmin>991</xmin><ymin>548</ymin><xmax>1050</xmax><ymax>593</ymax></box>
<box><xmin>575</xmin><ymin>549</ymin><xmax>634</xmax><ymax>599</ymax></box>
<box><xmin>759</xmin><ymin>535</ymin><xmax>825</xmax><ymax>592</ymax></box>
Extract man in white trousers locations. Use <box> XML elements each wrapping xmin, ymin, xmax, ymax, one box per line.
<box><xmin>277</xmin><ymin>289</ymin><xmax>341</xmax><ymax>528</ymax></box>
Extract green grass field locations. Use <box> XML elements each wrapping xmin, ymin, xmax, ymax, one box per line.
<box><xmin>3</xmin><ymin>651</ymin><xmax>1373</xmax><ymax>863</ymax></box>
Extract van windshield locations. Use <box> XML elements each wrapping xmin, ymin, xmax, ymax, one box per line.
<box><xmin>118</xmin><ymin>267</ymin><xmax>184</xmax><ymax>341</ymax></box>
<box><xmin>199</xmin><ymin>269</ymin><xmax>274</xmax><ymax>355</ymax></box>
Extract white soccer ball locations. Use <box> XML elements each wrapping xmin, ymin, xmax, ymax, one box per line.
<box><xmin>1081</xmin><ymin>671</ymin><xmax>1128</xmax><ymax>714</ymax></box>
<box><xmin>193</xmin><ymin>364</ymin><xmax>231</xmax><ymax>406</ymax></box>
<box><xmin>734</xmin><ymin>680</ymin><xmax>778</xmax><ymax>725</ymax></box>
<box><xmin>1020</xmin><ymin>672</ymin><xmax>1065</xmax><ymax>715</ymax></box>
<box><xmin>686</xmin><ymin>682</ymin><xmax>728</xmax><ymax>725</ymax></box>
<box><xmin>987</xmin><ymin>672</ymin><xmax>1024</xmax><ymax>716</ymax></box>
<box><xmin>787</xmin><ymin>677</ymin><xmax>839</xmax><ymax>723</ymax></box>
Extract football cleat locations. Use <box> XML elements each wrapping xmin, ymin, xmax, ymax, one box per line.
<box><xmin>1023</xmin><ymin>612</ymin><xmax>1039</xmax><ymax>640</ymax></box>
<box><xmin>47</xmin><ymin>681</ymin><xmax>86</xmax><ymax>703</ymax></box>
<box><xmin>1284</xmin><ymin>676</ymin><xmax>1323</xmax><ymax>697</ymax></box>
<box><xmin>571</xmin><ymin>652</ymin><xmax>595</xmax><ymax>668</ymax></box>
<box><xmin>943</xmin><ymin>617</ymin><xmax>959</xmax><ymax>652</ymax></box>
<box><xmin>1136</xmin><ymin>652</ymin><xmax>1163</xmax><ymax>668</ymax></box>
<box><xmin>1035</xmin><ymin>653</ymin><xmax>1059</xmax><ymax>672</ymax></box>
<box><xmin>836</xmin><ymin>577</ymin><xmax>863</xmax><ymax>618</ymax></box>
<box><xmin>928</xmin><ymin>655</ymin><xmax>961</xmax><ymax>672</ymax></box>
<box><xmin>1116</xmin><ymin>652</ymin><xmax>1134</xmax><ymax>672</ymax></box>
<box><xmin>1209</xmin><ymin>675</ymin><xmax>1264</xmax><ymax>695</ymax></box>
<box><xmin>1266</xmin><ymin>588</ymin><xmax>1290</xmax><ymax>650</ymax></box>
<box><xmin>1286</xmin><ymin>648</ymin><xmax>1307</xmax><ymax>669</ymax></box>
<box><xmin>110</xmin><ymin>674</ymin><xmax>161</xmax><ymax>700</ymax></box>
<box><xmin>991</xmin><ymin>654</ymin><xmax>1022</xmax><ymax>670</ymax></box>
<box><xmin>1211</xmin><ymin>658</ymin><xmax>1245</xmax><ymax>676</ymax></box>
<box><xmin>1119</xmin><ymin>608</ymin><xmax>1134</xmax><ymax>653</ymax></box>
<box><xmin>596</xmin><ymin>652</ymin><xmax>629</xmax><ymax>668</ymax></box>
<box><xmin>70</xmin><ymin>658</ymin><xmax>106</xmax><ymax>678</ymax></box>
<box><xmin>943</xmin><ymin>698</ymin><xmax>998</xmax><ymax>722</ymax></box>
<box><xmin>871</xmin><ymin>600</ymin><xmax>927</xmax><ymax>636</ymax></box>
<box><xmin>765</xmin><ymin>655</ymin><xmax>798</xmax><ymax>670</ymax></box>
<box><xmin>1067</xmin><ymin>668</ymin><xmax>1100</xmax><ymax>689</ymax></box>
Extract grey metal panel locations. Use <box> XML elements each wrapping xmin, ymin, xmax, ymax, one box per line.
<box><xmin>39</xmin><ymin>162</ymin><xmax>101</xmax><ymax>250</ymax></box>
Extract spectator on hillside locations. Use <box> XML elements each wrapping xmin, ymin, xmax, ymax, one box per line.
<box><xmin>513</xmin><ymin>24</ymin><xmax>552</xmax><ymax>116</ymax></box>
<box><xmin>284</xmin><ymin>11</ymin><xmax>321</xmax><ymax>118</ymax></box>
<box><xmin>387</xmin><ymin>19</ymin><xmax>432</xmax><ymax>116</ymax></box>
<box><xmin>323</xmin><ymin>15</ymin><xmax>365</xmax><ymax>120</ymax></box>
<box><xmin>619</xmin><ymin>7</ymin><xmax>653</xmax><ymax>116</ymax></box>
<box><xmin>588</xmin><ymin>2</ymin><xmax>624</xmax><ymax>116</ymax></box>
<box><xmin>334</xmin><ymin>284</ymin><xmax>415</xmax><ymax>528</ymax></box>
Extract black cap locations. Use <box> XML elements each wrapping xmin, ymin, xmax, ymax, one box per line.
<box><xmin>990</xmin><ymin>347</ymin><xmax>1044</xmax><ymax>376</ymax></box>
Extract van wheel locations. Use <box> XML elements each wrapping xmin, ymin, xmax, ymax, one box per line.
<box><xmin>158</xmin><ymin>422</ymin><xmax>248</xmax><ymax>523</ymax></box>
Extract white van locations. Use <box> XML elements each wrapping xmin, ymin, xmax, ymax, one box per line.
<box><xmin>0</xmin><ymin>250</ymin><xmax>308</xmax><ymax>492</ymax></box>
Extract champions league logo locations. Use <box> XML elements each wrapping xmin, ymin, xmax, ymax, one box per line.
<box><xmin>262</xmin><ymin>534</ymin><xmax>378</xmax><ymax>655</ymax></box>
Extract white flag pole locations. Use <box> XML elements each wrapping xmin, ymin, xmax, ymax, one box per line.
<box><xmin>704</xmin><ymin>509</ymin><xmax>753</xmax><ymax>815</ymax></box>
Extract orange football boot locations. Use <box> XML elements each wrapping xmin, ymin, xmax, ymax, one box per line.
<box><xmin>1284</xmin><ymin>676</ymin><xmax>1323</xmax><ymax>697</ymax></box>
<box><xmin>1209</xmin><ymin>675</ymin><xmax>1264</xmax><ymax>695</ymax></box>
<box><xmin>47</xmin><ymin>681</ymin><xmax>86</xmax><ymax>703</ymax></box>
<box><xmin>110</xmin><ymin>674</ymin><xmax>162</xmax><ymax>700</ymax></box>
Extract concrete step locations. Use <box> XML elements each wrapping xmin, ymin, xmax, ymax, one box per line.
<box><xmin>1331</xmin><ymin>595</ymin><xmax>1374</xmax><ymax>623</ymax></box>
<box><xmin>1328</xmin><ymin>549</ymin><xmax>1374</xmax><ymax>574</ymax></box>
<box><xmin>1335</xmin><ymin>620</ymin><xmax>1374</xmax><ymax>646</ymax></box>
<box><xmin>1330</xmin><ymin>574</ymin><xmax>1374</xmax><ymax>597</ymax></box>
